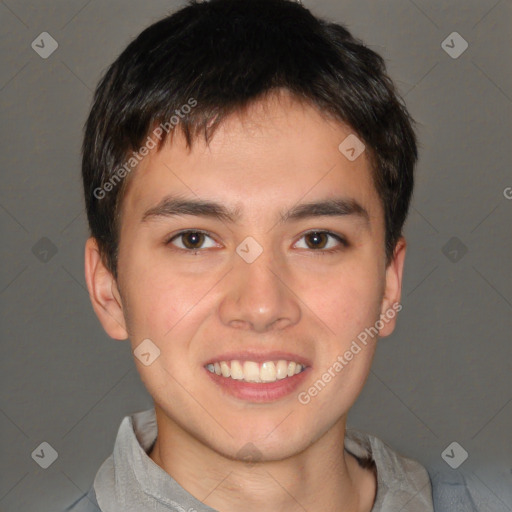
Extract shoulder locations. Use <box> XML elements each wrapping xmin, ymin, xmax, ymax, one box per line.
<box><xmin>370</xmin><ymin>434</ymin><xmax>433</xmax><ymax>511</ymax></box>
<box><xmin>62</xmin><ymin>486</ymin><xmax>101</xmax><ymax>512</ymax></box>
<box><xmin>345</xmin><ymin>428</ymin><xmax>434</xmax><ymax>511</ymax></box>
<box><xmin>430</xmin><ymin>470</ymin><xmax>511</xmax><ymax>512</ymax></box>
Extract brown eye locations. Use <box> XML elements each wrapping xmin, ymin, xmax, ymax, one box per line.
<box><xmin>181</xmin><ymin>231</ymin><xmax>205</xmax><ymax>249</ymax></box>
<box><xmin>294</xmin><ymin>231</ymin><xmax>347</xmax><ymax>253</ymax></box>
<box><xmin>167</xmin><ymin>230</ymin><xmax>217</xmax><ymax>251</ymax></box>
<box><xmin>304</xmin><ymin>231</ymin><xmax>329</xmax><ymax>249</ymax></box>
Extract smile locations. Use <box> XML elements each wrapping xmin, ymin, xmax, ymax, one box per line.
<box><xmin>205</xmin><ymin>360</ymin><xmax>306</xmax><ymax>383</ymax></box>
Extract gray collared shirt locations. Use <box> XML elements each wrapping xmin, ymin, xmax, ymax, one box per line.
<box><xmin>64</xmin><ymin>408</ymin><xmax>435</xmax><ymax>511</ymax></box>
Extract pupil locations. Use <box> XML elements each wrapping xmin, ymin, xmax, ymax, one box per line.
<box><xmin>184</xmin><ymin>232</ymin><xmax>203</xmax><ymax>249</ymax></box>
<box><xmin>307</xmin><ymin>232</ymin><xmax>326</xmax><ymax>249</ymax></box>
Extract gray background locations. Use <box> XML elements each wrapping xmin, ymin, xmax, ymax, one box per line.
<box><xmin>0</xmin><ymin>0</ymin><xmax>511</xmax><ymax>510</ymax></box>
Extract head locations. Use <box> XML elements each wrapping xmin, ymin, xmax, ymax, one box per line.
<box><xmin>83</xmin><ymin>0</ymin><xmax>417</xmax><ymax>460</ymax></box>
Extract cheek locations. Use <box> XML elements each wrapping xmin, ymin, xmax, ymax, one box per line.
<box><xmin>118</xmin><ymin>257</ymin><xmax>176</xmax><ymax>340</ymax></box>
<box><xmin>306</xmin><ymin>259</ymin><xmax>384</xmax><ymax>341</ymax></box>
<box><xmin>124</xmin><ymin>281</ymin><xmax>186</xmax><ymax>341</ymax></box>
<box><xmin>121</xmin><ymin>256</ymin><xmax>220</xmax><ymax>346</ymax></box>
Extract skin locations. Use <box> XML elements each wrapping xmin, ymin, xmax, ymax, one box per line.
<box><xmin>85</xmin><ymin>90</ymin><xmax>406</xmax><ymax>512</ymax></box>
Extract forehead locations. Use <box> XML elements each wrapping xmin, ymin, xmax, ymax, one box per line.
<box><xmin>120</xmin><ymin>93</ymin><xmax>383</xmax><ymax>227</ymax></box>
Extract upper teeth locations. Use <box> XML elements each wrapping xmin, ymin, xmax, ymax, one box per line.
<box><xmin>206</xmin><ymin>360</ymin><xmax>305</xmax><ymax>383</ymax></box>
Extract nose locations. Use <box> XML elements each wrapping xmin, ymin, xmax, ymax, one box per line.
<box><xmin>218</xmin><ymin>246</ymin><xmax>301</xmax><ymax>333</ymax></box>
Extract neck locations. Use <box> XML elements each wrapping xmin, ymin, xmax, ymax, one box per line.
<box><xmin>148</xmin><ymin>407</ymin><xmax>376</xmax><ymax>512</ymax></box>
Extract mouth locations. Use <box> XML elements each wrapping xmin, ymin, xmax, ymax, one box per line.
<box><xmin>205</xmin><ymin>359</ymin><xmax>307</xmax><ymax>383</ymax></box>
<box><xmin>203</xmin><ymin>352</ymin><xmax>311</xmax><ymax>402</ymax></box>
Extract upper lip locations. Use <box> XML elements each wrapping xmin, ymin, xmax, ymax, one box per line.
<box><xmin>203</xmin><ymin>350</ymin><xmax>312</xmax><ymax>367</ymax></box>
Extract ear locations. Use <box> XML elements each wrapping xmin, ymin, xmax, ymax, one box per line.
<box><xmin>84</xmin><ymin>237</ymin><xmax>128</xmax><ymax>340</ymax></box>
<box><xmin>378</xmin><ymin>237</ymin><xmax>406</xmax><ymax>338</ymax></box>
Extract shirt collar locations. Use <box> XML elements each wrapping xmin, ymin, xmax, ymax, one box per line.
<box><xmin>94</xmin><ymin>408</ymin><xmax>433</xmax><ymax>511</ymax></box>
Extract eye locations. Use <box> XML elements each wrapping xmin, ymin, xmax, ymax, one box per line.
<box><xmin>166</xmin><ymin>230</ymin><xmax>218</xmax><ymax>251</ymax></box>
<box><xmin>294</xmin><ymin>231</ymin><xmax>348</xmax><ymax>253</ymax></box>
<box><xmin>165</xmin><ymin>230</ymin><xmax>347</xmax><ymax>254</ymax></box>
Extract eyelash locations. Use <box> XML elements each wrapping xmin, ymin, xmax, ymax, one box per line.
<box><xmin>165</xmin><ymin>229</ymin><xmax>349</xmax><ymax>256</ymax></box>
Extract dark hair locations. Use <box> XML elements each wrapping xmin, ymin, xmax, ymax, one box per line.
<box><xmin>82</xmin><ymin>0</ymin><xmax>418</xmax><ymax>279</ymax></box>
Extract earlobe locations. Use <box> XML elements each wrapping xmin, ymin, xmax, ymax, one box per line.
<box><xmin>379</xmin><ymin>237</ymin><xmax>407</xmax><ymax>338</ymax></box>
<box><xmin>84</xmin><ymin>237</ymin><xmax>129</xmax><ymax>340</ymax></box>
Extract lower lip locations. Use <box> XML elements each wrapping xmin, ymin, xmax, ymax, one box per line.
<box><xmin>204</xmin><ymin>367</ymin><xmax>310</xmax><ymax>402</ymax></box>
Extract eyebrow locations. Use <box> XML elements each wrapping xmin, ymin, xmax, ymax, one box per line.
<box><xmin>141</xmin><ymin>195</ymin><xmax>370</xmax><ymax>228</ymax></box>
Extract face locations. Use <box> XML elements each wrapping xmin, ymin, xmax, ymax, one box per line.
<box><xmin>86</xmin><ymin>92</ymin><xmax>406</xmax><ymax>461</ymax></box>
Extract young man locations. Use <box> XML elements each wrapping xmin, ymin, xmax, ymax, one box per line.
<box><xmin>67</xmin><ymin>0</ymin><xmax>439</xmax><ymax>510</ymax></box>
